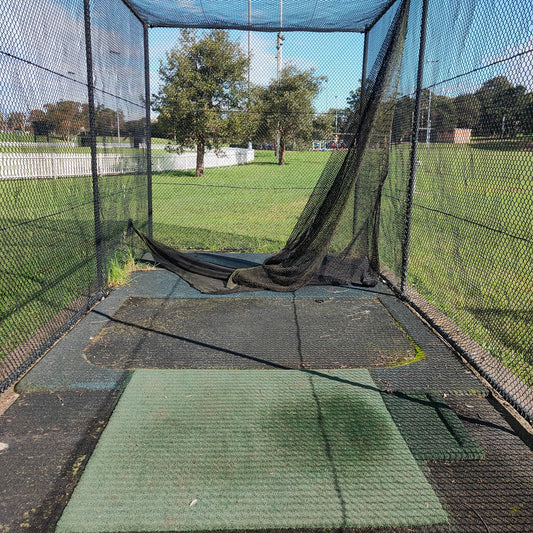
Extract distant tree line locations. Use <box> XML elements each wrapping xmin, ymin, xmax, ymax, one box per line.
<box><xmin>0</xmin><ymin>101</ymin><xmax>142</xmax><ymax>143</ymax></box>
<box><xmin>386</xmin><ymin>76</ymin><xmax>533</xmax><ymax>143</ymax></box>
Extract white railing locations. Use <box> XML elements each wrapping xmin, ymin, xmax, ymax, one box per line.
<box><xmin>0</xmin><ymin>148</ymin><xmax>254</xmax><ymax>179</ymax></box>
<box><xmin>151</xmin><ymin>148</ymin><xmax>254</xmax><ymax>172</ymax></box>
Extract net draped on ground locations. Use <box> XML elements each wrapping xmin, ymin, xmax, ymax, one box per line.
<box><xmin>135</xmin><ymin>0</ymin><xmax>409</xmax><ymax>294</ymax></box>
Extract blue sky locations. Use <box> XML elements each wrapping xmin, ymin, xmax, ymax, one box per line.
<box><xmin>147</xmin><ymin>0</ymin><xmax>533</xmax><ymax>117</ymax></box>
<box><xmin>1</xmin><ymin>0</ymin><xmax>532</xmax><ymax>121</ymax></box>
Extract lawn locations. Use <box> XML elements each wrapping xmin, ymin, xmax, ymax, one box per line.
<box><xmin>152</xmin><ymin>150</ymin><xmax>330</xmax><ymax>252</ymax></box>
<box><xmin>0</xmin><ymin>171</ymin><xmax>147</xmax><ymax>366</ymax></box>
<box><xmin>381</xmin><ymin>141</ymin><xmax>533</xmax><ymax>385</ymax></box>
<box><xmin>1</xmin><ymin>141</ymin><xmax>531</xmax><ymax>391</ymax></box>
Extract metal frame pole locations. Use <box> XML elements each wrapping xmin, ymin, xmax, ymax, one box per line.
<box><xmin>360</xmin><ymin>29</ymin><xmax>369</xmax><ymax>112</ymax></box>
<box><xmin>353</xmin><ymin>28</ymin><xmax>369</xmax><ymax>235</ymax></box>
<box><xmin>144</xmin><ymin>23</ymin><xmax>153</xmax><ymax>238</ymax></box>
<box><xmin>400</xmin><ymin>0</ymin><xmax>430</xmax><ymax>295</ymax></box>
<box><xmin>83</xmin><ymin>0</ymin><xmax>104</xmax><ymax>288</ymax></box>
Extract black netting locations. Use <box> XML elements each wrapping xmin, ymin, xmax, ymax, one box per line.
<box><xmin>0</xmin><ymin>0</ymin><xmax>148</xmax><ymax>391</ymax></box>
<box><xmin>380</xmin><ymin>0</ymin><xmax>533</xmax><ymax>420</ymax></box>
<box><xmin>0</xmin><ymin>0</ymin><xmax>531</xmax><ymax>424</ymax></box>
<box><xmin>124</xmin><ymin>0</ymin><xmax>393</xmax><ymax>32</ymax></box>
<box><xmin>137</xmin><ymin>0</ymin><xmax>409</xmax><ymax>293</ymax></box>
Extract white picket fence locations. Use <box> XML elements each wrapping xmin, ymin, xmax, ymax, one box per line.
<box><xmin>0</xmin><ymin>148</ymin><xmax>254</xmax><ymax>180</ymax></box>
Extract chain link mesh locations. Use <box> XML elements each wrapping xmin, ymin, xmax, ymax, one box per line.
<box><xmin>149</xmin><ymin>27</ymin><xmax>363</xmax><ymax>254</ymax></box>
<box><xmin>0</xmin><ymin>0</ymin><xmax>148</xmax><ymax>390</ymax></box>
<box><xmin>0</xmin><ymin>0</ymin><xmax>531</xmax><ymax>422</ymax></box>
<box><xmin>380</xmin><ymin>0</ymin><xmax>533</xmax><ymax>420</ymax></box>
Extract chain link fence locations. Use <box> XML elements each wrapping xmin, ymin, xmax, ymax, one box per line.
<box><xmin>0</xmin><ymin>0</ymin><xmax>531</xmax><ymax>422</ymax></box>
<box><xmin>0</xmin><ymin>0</ymin><xmax>148</xmax><ymax>391</ymax></box>
<box><xmin>380</xmin><ymin>0</ymin><xmax>533</xmax><ymax>421</ymax></box>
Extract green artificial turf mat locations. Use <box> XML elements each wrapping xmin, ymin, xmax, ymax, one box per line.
<box><xmin>56</xmin><ymin>369</ymin><xmax>448</xmax><ymax>532</ymax></box>
<box><xmin>382</xmin><ymin>392</ymin><xmax>484</xmax><ymax>461</ymax></box>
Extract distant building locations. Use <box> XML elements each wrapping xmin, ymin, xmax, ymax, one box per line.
<box><xmin>437</xmin><ymin>128</ymin><xmax>472</xmax><ymax>144</ymax></box>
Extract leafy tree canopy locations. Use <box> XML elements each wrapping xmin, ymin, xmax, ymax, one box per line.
<box><xmin>252</xmin><ymin>65</ymin><xmax>325</xmax><ymax>164</ymax></box>
<box><xmin>154</xmin><ymin>29</ymin><xmax>249</xmax><ymax>176</ymax></box>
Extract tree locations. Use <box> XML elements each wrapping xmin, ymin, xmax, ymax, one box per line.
<box><xmin>312</xmin><ymin>113</ymin><xmax>333</xmax><ymax>142</ymax></box>
<box><xmin>346</xmin><ymin>87</ymin><xmax>361</xmax><ymax>112</ymax></box>
<box><xmin>475</xmin><ymin>76</ymin><xmax>514</xmax><ymax>137</ymax></box>
<box><xmin>154</xmin><ymin>29</ymin><xmax>249</xmax><ymax>177</ymax></box>
<box><xmin>29</xmin><ymin>109</ymin><xmax>52</xmax><ymax>141</ymax></box>
<box><xmin>391</xmin><ymin>95</ymin><xmax>415</xmax><ymax>143</ymax></box>
<box><xmin>454</xmin><ymin>93</ymin><xmax>480</xmax><ymax>130</ymax></box>
<box><xmin>43</xmin><ymin>100</ymin><xmax>87</xmax><ymax>141</ymax></box>
<box><xmin>431</xmin><ymin>94</ymin><xmax>457</xmax><ymax>132</ymax></box>
<box><xmin>7</xmin><ymin>111</ymin><xmax>27</xmax><ymax>132</ymax></box>
<box><xmin>253</xmin><ymin>66</ymin><xmax>324</xmax><ymax>164</ymax></box>
<box><xmin>123</xmin><ymin>118</ymin><xmax>146</xmax><ymax>148</ymax></box>
<box><xmin>94</xmin><ymin>105</ymin><xmax>118</xmax><ymax>137</ymax></box>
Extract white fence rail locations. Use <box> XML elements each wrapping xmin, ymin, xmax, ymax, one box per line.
<box><xmin>0</xmin><ymin>148</ymin><xmax>254</xmax><ymax>180</ymax></box>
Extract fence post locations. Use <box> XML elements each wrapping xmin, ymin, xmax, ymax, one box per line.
<box><xmin>400</xmin><ymin>0</ymin><xmax>429</xmax><ymax>295</ymax></box>
<box><xmin>84</xmin><ymin>0</ymin><xmax>104</xmax><ymax>289</ymax></box>
<box><xmin>144</xmin><ymin>23</ymin><xmax>153</xmax><ymax>238</ymax></box>
<box><xmin>51</xmin><ymin>152</ymin><xmax>58</xmax><ymax>179</ymax></box>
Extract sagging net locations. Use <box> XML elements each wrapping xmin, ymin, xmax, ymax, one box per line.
<box><xmin>136</xmin><ymin>0</ymin><xmax>409</xmax><ymax>293</ymax></box>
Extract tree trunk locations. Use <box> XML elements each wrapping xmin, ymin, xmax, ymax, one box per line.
<box><xmin>196</xmin><ymin>139</ymin><xmax>205</xmax><ymax>177</ymax></box>
<box><xmin>278</xmin><ymin>137</ymin><xmax>286</xmax><ymax>165</ymax></box>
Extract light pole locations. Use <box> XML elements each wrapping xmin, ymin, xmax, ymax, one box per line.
<box><xmin>426</xmin><ymin>59</ymin><xmax>438</xmax><ymax>148</ymax></box>
<box><xmin>247</xmin><ymin>0</ymin><xmax>253</xmax><ymax>149</ymax></box>
<box><xmin>276</xmin><ymin>0</ymin><xmax>284</xmax><ymax>81</ymax></box>
<box><xmin>335</xmin><ymin>95</ymin><xmax>338</xmax><ymax>144</ymax></box>
<box><xmin>110</xmin><ymin>49</ymin><xmax>121</xmax><ymax>145</ymax></box>
<box><xmin>275</xmin><ymin>0</ymin><xmax>283</xmax><ymax>158</ymax></box>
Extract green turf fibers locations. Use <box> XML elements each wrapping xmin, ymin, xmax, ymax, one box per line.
<box><xmin>56</xmin><ymin>369</ymin><xmax>448</xmax><ymax>532</ymax></box>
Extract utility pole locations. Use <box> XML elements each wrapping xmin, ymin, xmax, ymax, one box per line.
<box><xmin>426</xmin><ymin>59</ymin><xmax>438</xmax><ymax>148</ymax></box>
<box><xmin>110</xmin><ymin>49</ymin><xmax>121</xmax><ymax>145</ymax></box>
<box><xmin>275</xmin><ymin>0</ymin><xmax>284</xmax><ymax>158</ymax></box>
<box><xmin>335</xmin><ymin>94</ymin><xmax>338</xmax><ymax>144</ymax></box>
<box><xmin>248</xmin><ymin>0</ymin><xmax>253</xmax><ymax>149</ymax></box>
<box><xmin>248</xmin><ymin>0</ymin><xmax>252</xmax><ymax>89</ymax></box>
<box><xmin>276</xmin><ymin>0</ymin><xmax>284</xmax><ymax>80</ymax></box>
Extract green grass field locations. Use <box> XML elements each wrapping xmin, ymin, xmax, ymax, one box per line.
<box><xmin>382</xmin><ymin>141</ymin><xmax>533</xmax><ymax>384</ymax></box>
<box><xmin>1</xmin><ymin>142</ymin><xmax>531</xmax><ymax>391</ymax></box>
<box><xmin>152</xmin><ymin>143</ymin><xmax>532</xmax><ymax>385</ymax></box>
<box><xmin>152</xmin><ymin>150</ymin><xmax>328</xmax><ymax>252</ymax></box>
<box><xmin>0</xmin><ymin>171</ymin><xmax>147</xmax><ymax>365</ymax></box>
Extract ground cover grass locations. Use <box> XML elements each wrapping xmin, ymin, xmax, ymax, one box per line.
<box><xmin>152</xmin><ymin>149</ymin><xmax>329</xmax><ymax>252</ymax></box>
<box><xmin>381</xmin><ymin>141</ymin><xmax>533</xmax><ymax>385</ymax></box>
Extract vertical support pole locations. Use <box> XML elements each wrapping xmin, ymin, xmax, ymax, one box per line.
<box><xmin>144</xmin><ymin>23</ymin><xmax>153</xmax><ymax>238</ymax></box>
<box><xmin>400</xmin><ymin>0</ymin><xmax>429</xmax><ymax>295</ymax></box>
<box><xmin>353</xmin><ymin>28</ymin><xmax>369</xmax><ymax>235</ymax></box>
<box><xmin>248</xmin><ymin>0</ymin><xmax>252</xmax><ymax>90</ymax></box>
<box><xmin>360</xmin><ymin>29</ymin><xmax>370</xmax><ymax>114</ymax></box>
<box><xmin>84</xmin><ymin>0</ymin><xmax>104</xmax><ymax>288</ymax></box>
